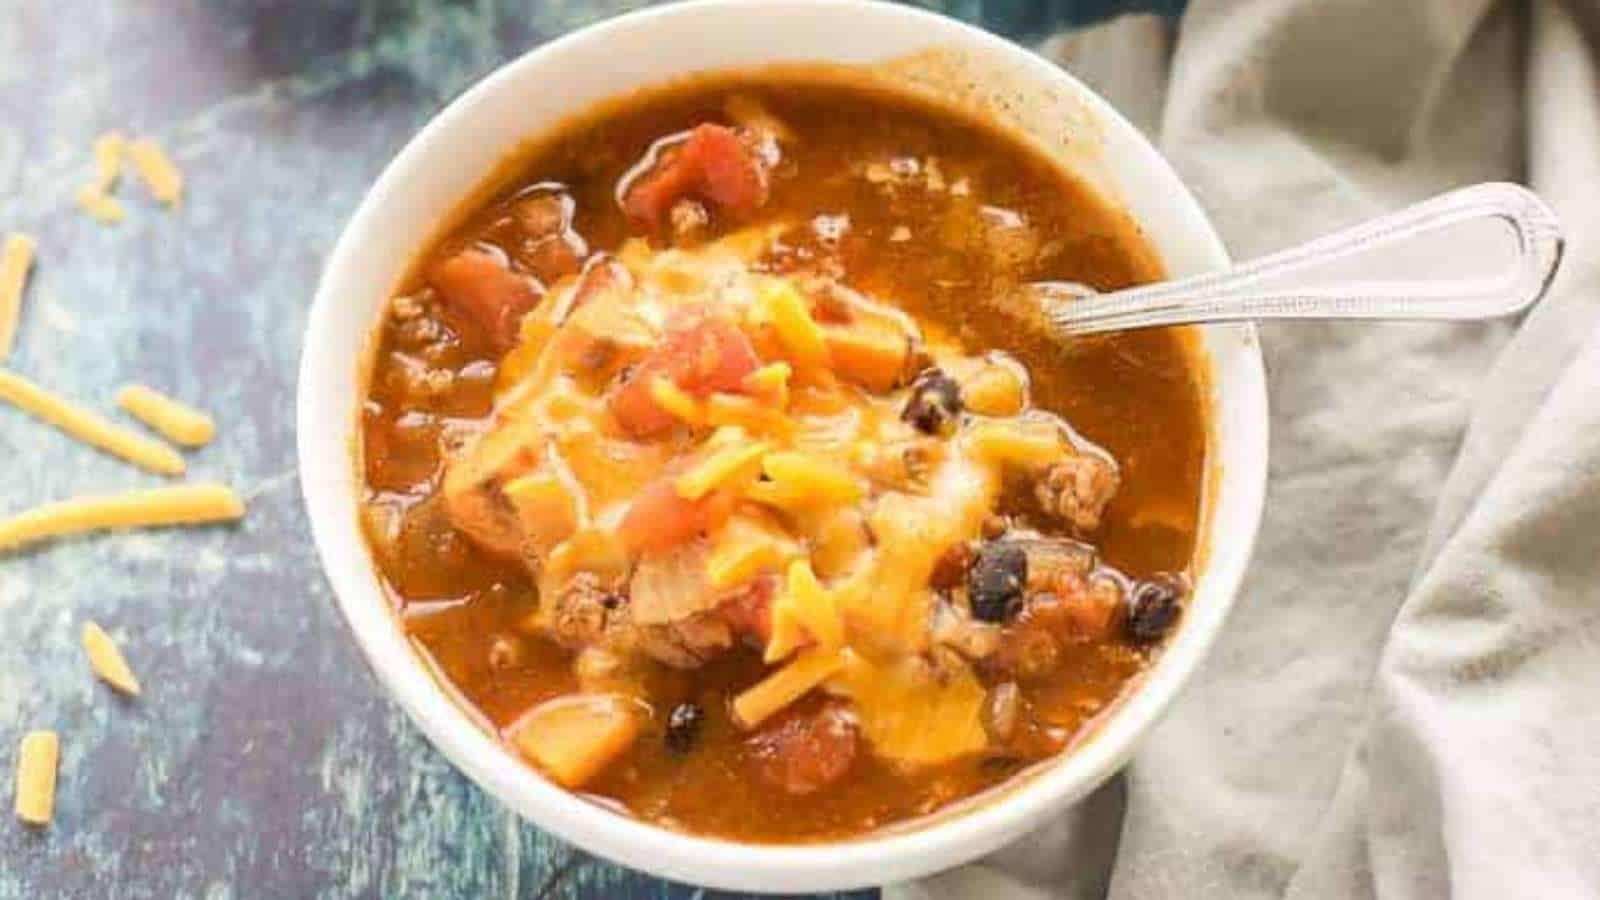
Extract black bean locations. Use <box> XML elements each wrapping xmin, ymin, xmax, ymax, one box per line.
<box><xmin>1126</xmin><ymin>575</ymin><xmax>1184</xmax><ymax>643</ymax></box>
<box><xmin>665</xmin><ymin>702</ymin><xmax>704</xmax><ymax>755</ymax></box>
<box><xmin>902</xmin><ymin>368</ymin><xmax>963</xmax><ymax>436</ymax></box>
<box><xmin>969</xmin><ymin>541</ymin><xmax>1028</xmax><ymax>623</ymax></box>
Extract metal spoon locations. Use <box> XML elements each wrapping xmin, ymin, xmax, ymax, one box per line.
<box><xmin>1035</xmin><ymin>182</ymin><xmax>1564</xmax><ymax>336</ymax></box>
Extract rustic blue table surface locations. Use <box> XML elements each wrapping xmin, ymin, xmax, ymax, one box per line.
<box><xmin>0</xmin><ymin>1</ymin><xmax>1173</xmax><ymax>896</ymax></box>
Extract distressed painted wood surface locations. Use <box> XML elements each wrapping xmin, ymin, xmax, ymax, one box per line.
<box><xmin>0</xmin><ymin>0</ymin><xmax>1168</xmax><ymax>895</ymax></box>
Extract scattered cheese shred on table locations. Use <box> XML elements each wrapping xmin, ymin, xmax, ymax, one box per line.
<box><xmin>81</xmin><ymin>621</ymin><xmax>141</xmax><ymax>696</ymax></box>
<box><xmin>0</xmin><ymin>368</ymin><xmax>185</xmax><ymax>476</ymax></box>
<box><xmin>75</xmin><ymin>132</ymin><xmax>129</xmax><ymax>225</ymax></box>
<box><xmin>92</xmin><ymin>131</ymin><xmax>126</xmax><ymax>192</ymax></box>
<box><xmin>127</xmin><ymin>138</ymin><xmax>183</xmax><ymax>208</ymax></box>
<box><xmin>14</xmin><ymin>730</ymin><xmax>58</xmax><ymax>826</ymax></box>
<box><xmin>74</xmin><ymin>185</ymin><xmax>127</xmax><ymax>225</ymax></box>
<box><xmin>0</xmin><ymin>233</ymin><xmax>36</xmax><ymax>362</ymax></box>
<box><xmin>116</xmin><ymin>384</ymin><xmax>215</xmax><ymax>447</ymax></box>
<box><xmin>0</xmin><ymin>483</ymin><xmax>245</xmax><ymax>554</ymax></box>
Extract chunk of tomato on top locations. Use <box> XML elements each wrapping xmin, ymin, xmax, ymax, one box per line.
<box><xmin>623</xmin><ymin>124</ymin><xmax>771</xmax><ymax>232</ymax></box>
<box><xmin>617</xmin><ymin>477</ymin><xmax>737</xmax><ymax>556</ymax></box>
<box><xmin>426</xmin><ymin>247</ymin><xmax>542</xmax><ymax>352</ymax></box>
<box><xmin>609</xmin><ymin>311</ymin><xmax>759</xmax><ymax>438</ymax></box>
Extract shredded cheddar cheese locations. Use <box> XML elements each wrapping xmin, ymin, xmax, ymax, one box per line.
<box><xmin>0</xmin><ymin>483</ymin><xmax>245</xmax><ymax>554</ymax></box>
<box><xmin>116</xmin><ymin>384</ymin><xmax>216</xmax><ymax>447</ymax></box>
<box><xmin>704</xmin><ymin>393</ymin><xmax>794</xmax><ymax>438</ymax></box>
<box><xmin>743</xmin><ymin>361</ymin><xmax>792</xmax><ymax>406</ymax></box>
<box><xmin>705</xmin><ymin>512</ymin><xmax>793</xmax><ymax>591</ymax></box>
<box><xmin>757</xmin><ymin>280</ymin><xmax>829</xmax><ymax>372</ymax></box>
<box><xmin>706</xmin><ymin>539</ymin><xmax>781</xmax><ymax>591</ymax></box>
<box><xmin>14</xmin><ymin>731</ymin><xmax>59</xmax><ymax>826</ymax></box>
<box><xmin>761</xmin><ymin>451</ymin><xmax>863</xmax><ymax>506</ymax></box>
<box><xmin>93</xmin><ymin>132</ymin><xmax>126</xmax><ymax>191</ymax></box>
<box><xmin>0</xmin><ymin>369</ymin><xmax>185</xmax><ymax>475</ymax></box>
<box><xmin>732</xmin><ymin>648</ymin><xmax>845</xmax><ymax>729</ymax></box>
<box><xmin>648</xmin><ymin>377</ymin><xmax>704</xmax><ymax>426</ymax></box>
<box><xmin>0</xmin><ymin>233</ymin><xmax>36</xmax><ymax>362</ymax></box>
<box><xmin>75</xmin><ymin>132</ymin><xmax>131</xmax><ymax>224</ymax></box>
<box><xmin>128</xmin><ymin>138</ymin><xmax>183</xmax><ymax>208</ymax></box>
<box><xmin>765</xmin><ymin>559</ymin><xmax>843</xmax><ymax>663</ymax></box>
<box><xmin>82</xmin><ymin>621</ymin><xmax>142</xmax><ymax>696</ymax></box>
<box><xmin>829</xmin><ymin>652</ymin><xmax>988</xmax><ymax>768</ymax></box>
<box><xmin>675</xmin><ymin>441</ymin><xmax>768</xmax><ymax>500</ymax></box>
<box><xmin>74</xmin><ymin>185</ymin><xmax>127</xmax><ymax>224</ymax></box>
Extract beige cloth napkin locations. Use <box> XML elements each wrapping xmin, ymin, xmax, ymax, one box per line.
<box><xmin>892</xmin><ymin>1</ymin><xmax>1600</xmax><ymax>897</ymax></box>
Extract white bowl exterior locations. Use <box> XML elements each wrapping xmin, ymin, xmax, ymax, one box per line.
<box><xmin>297</xmin><ymin>0</ymin><xmax>1268</xmax><ymax>892</ymax></box>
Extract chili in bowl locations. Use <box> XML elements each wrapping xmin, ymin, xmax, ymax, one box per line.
<box><xmin>298</xmin><ymin>0</ymin><xmax>1267</xmax><ymax>890</ymax></box>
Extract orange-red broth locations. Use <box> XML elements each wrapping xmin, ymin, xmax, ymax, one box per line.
<box><xmin>360</xmin><ymin>73</ymin><xmax>1205</xmax><ymax>842</ymax></box>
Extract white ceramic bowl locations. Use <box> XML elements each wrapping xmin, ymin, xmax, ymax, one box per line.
<box><xmin>298</xmin><ymin>0</ymin><xmax>1268</xmax><ymax>891</ymax></box>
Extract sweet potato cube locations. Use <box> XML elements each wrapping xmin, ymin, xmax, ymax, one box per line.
<box><xmin>510</xmin><ymin>694</ymin><xmax>641</xmax><ymax>789</ymax></box>
<box><xmin>823</xmin><ymin>325</ymin><xmax>910</xmax><ymax>393</ymax></box>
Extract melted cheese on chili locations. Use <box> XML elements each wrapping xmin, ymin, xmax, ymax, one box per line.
<box><xmin>444</xmin><ymin>230</ymin><xmax>1090</xmax><ymax>769</ymax></box>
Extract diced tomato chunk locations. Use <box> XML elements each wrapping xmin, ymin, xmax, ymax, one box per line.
<box><xmin>693</xmin><ymin>125</ymin><xmax>768</xmax><ymax>214</ymax></box>
<box><xmin>624</xmin><ymin>154</ymin><xmax>698</xmax><ymax>234</ymax></box>
<box><xmin>609</xmin><ymin>313</ymin><xmax>760</xmax><ymax>438</ymax></box>
<box><xmin>746</xmin><ymin>702</ymin><xmax>859</xmax><ymax>796</ymax></box>
<box><xmin>618</xmin><ymin>478</ymin><xmax>736</xmax><ymax>555</ymax></box>
<box><xmin>427</xmin><ymin>248</ymin><xmax>542</xmax><ymax>351</ymax></box>
<box><xmin>623</xmin><ymin>124</ymin><xmax>771</xmax><ymax>231</ymax></box>
<box><xmin>674</xmin><ymin>315</ymin><xmax>761</xmax><ymax>395</ymax></box>
<box><xmin>609</xmin><ymin>366</ymin><xmax>680</xmax><ymax>437</ymax></box>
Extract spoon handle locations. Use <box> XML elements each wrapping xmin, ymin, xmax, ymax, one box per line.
<box><xmin>1041</xmin><ymin>182</ymin><xmax>1565</xmax><ymax>336</ymax></box>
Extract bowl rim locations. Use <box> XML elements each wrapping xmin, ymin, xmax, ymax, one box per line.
<box><xmin>297</xmin><ymin>0</ymin><xmax>1269</xmax><ymax>891</ymax></box>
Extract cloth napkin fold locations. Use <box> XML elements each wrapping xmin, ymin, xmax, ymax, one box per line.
<box><xmin>893</xmin><ymin>1</ymin><xmax>1600</xmax><ymax>897</ymax></box>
